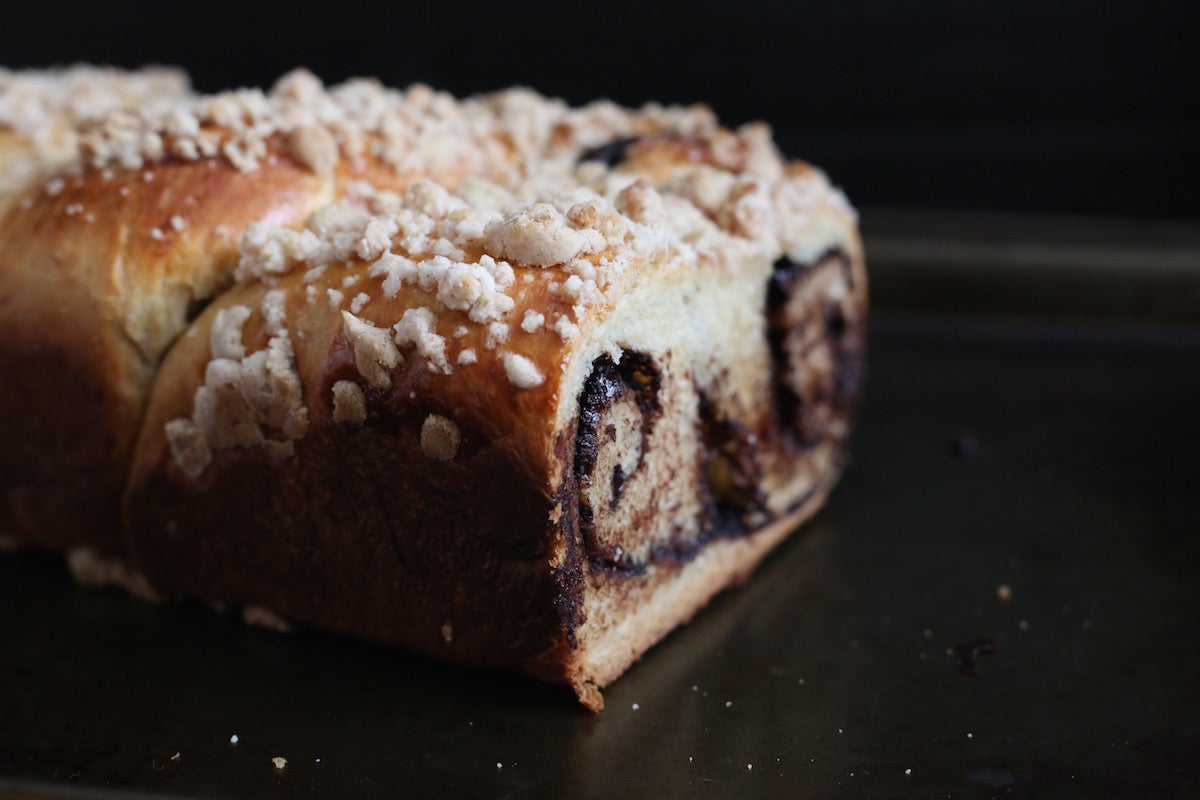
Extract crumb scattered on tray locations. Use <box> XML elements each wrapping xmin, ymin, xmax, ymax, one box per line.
<box><xmin>272</xmin><ymin>756</ymin><xmax>287</xmax><ymax>770</ymax></box>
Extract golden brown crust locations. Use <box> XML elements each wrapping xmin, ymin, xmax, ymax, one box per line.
<box><xmin>0</xmin><ymin>153</ymin><xmax>328</xmax><ymax>550</ymax></box>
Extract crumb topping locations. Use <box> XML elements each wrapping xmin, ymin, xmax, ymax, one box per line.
<box><xmin>420</xmin><ymin>414</ymin><xmax>461</xmax><ymax>461</ymax></box>
<box><xmin>0</xmin><ymin>66</ymin><xmax>191</xmax><ymax>198</ymax></box>
<box><xmin>341</xmin><ymin>310</ymin><xmax>399</xmax><ymax>388</ymax></box>
<box><xmin>0</xmin><ymin>65</ymin><xmax>190</xmax><ymax>141</ymax></box>
<box><xmin>331</xmin><ymin>380</ymin><xmax>367</xmax><ymax>426</ymax></box>
<box><xmin>165</xmin><ymin>302</ymin><xmax>308</xmax><ymax>477</ymax></box>
<box><xmin>393</xmin><ymin>306</ymin><xmax>451</xmax><ymax>374</ymax></box>
<box><xmin>503</xmin><ymin>352</ymin><xmax>544</xmax><ymax>389</ymax></box>
<box><xmin>66</xmin><ymin>66</ymin><xmax>732</xmax><ymax>186</ymax></box>
<box><xmin>243</xmin><ymin>605</ymin><xmax>292</xmax><ymax>632</ymax></box>
<box><xmin>521</xmin><ymin>310</ymin><xmax>545</xmax><ymax>333</ymax></box>
<box><xmin>156</xmin><ymin>72</ymin><xmax>855</xmax><ymax>461</ymax></box>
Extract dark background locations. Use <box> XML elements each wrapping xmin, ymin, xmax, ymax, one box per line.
<box><xmin>3</xmin><ymin>1</ymin><xmax>1198</xmax><ymax>220</ymax></box>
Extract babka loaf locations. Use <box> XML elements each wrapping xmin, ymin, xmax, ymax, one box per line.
<box><xmin>0</xmin><ymin>68</ymin><xmax>866</xmax><ymax>709</ymax></box>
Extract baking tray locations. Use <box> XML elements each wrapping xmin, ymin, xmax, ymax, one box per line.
<box><xmin>2</xmin><ymin>211</ymin><xmax>1199</xmax><ymax>799</ymax></box>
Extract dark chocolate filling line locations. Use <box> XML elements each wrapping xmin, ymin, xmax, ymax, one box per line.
<box><xmin>767</xmin><ymin>249</ymin><xmax>863</xmax><ymax>447</ymax></box>
<box><xmin>698</xmin><ymin>391</ymin><xmax>765</xmax><ymax>534</ymax></box>
<box><xmin>573</xmin><ymin>350</ymin><xmax>662</xmax><ymax>567</ymax></box>
<box><xmin>576</xmin><ymin>136</ymin><xmax>640</xmax><ymax>168</ymax></box>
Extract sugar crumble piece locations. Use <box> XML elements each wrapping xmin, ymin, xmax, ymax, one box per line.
<box><xmin>520</xmin><ymin>310</ymin><xmax>545</xmax><ymax>333</ymax></box>
<box><xmin>210</xmin><ymin>307</ymin><xmax>252</xmax><ymax>359</ymax></box>
<box><xmin>349</xmin><ymin>292</ymin><xmax>371</xmax><ymax>314</ymax></box>
<box><xmin>243</xmin><ymin>605</ymin><xmax>292</xmax><ymax>632</ymax></box>
<box><xmin>615</xmin><ymin>179</ymin><xmax>664</xmax><ymax>223</ymax></box>
<box><xmin>331</xmin><ymin>380</ymin><xmax>367</xmax><ymax>426</ymax></box>
<box><xmin>272</xmin><ymin>756</ymin><xmax>287</xmax><ymax>770</ymax></box>
<box><xmin>551</xmin><ymin>314</ymin><xmax>580</xmax><ymax>342</ymax></box>
<box><xmin>260</xmin><ymin>290</ymin><xmax>288</xmax><ymax>335</ymax></box>
<box><xmin>164</xmin><ymin>418</ymin><xmax>212</xmax><ymax>479</ymax></box>
<box><xmin>393</xmin><ymin>307</ymin><xmax>451</xmax><ymax>374</ymax></box>
<box><xmin>502</xmin><ymin>352</ymin><xmax>544</xmax><ymax>389</ymax></box>
<box><xmin>287</xmin><ymin>124</ymin><xmax>338</xmax><ymax>176</ymax></box>
<box><xmin>326</xmin><ymin>288</ymin><xmax>344</xmax><ymax>309</ymax></box>
<box><xmin>486</xmin><ymin>202</ymin><xmax>588</xmax><ymax>267</ymax></box>
<box><xmin>65</xmin><ymin>546</ymin><xmax>159</xmax><ymax>602</ymax></box>
<box><xmin>420</xmin><ymin>414</ymin><xmax>461</xmax><ymax>462</ymax></box>
<box><xmin>341</xmin><ymin>311</ymin><xmax>400</xmax><ymax>389</ymax></box>
<box><xmin>456</xmin><ymin>348</ymin><xmax>477</xmax><ymax>365</ymax></box>
<box><xmin>485</xmin><ymin>321</ymin><xmax>510</xmax><ymax>350</ymax></box>
<box><xmin>230</xmin><ymin>734</ymin><xmax>240</xmax><ymax>745</ymax></box>
<box><xmin>149</xmin><ymin>227</ymin><xmax>165</xmax><ymax>241</ymax></box>
<box><xmin>169</xmin><ymin>214</ymin><xmax>187</xmax><ymax>232</ymax></box>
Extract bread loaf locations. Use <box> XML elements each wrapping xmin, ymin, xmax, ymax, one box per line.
<box><xmin>0</xmin><ymin>68</ymin><xmax>866</xmax><ymax>708</ymax></box>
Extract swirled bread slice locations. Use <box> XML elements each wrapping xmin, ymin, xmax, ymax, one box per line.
<box><xmin>124</xmin><ymin>133</ymin><xmax>865</xmax><ymax>708</ymax></box>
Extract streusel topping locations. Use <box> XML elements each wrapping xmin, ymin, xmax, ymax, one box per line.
<box><xmin>159</xmin><ymin>72</ymin><xmax>855</xmax><ymax>476</ymax></box>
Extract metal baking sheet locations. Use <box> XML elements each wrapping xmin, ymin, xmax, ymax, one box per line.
<box><xmin>2</xmin><ymin>216</ymin><xmax>1199</xmax><ymax>799</ymax></box>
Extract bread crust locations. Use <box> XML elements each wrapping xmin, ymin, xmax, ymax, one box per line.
<box><xmin>0</xmin><ymin>153</ymin><xmax>328</xmax><ymax>550</ymax></box>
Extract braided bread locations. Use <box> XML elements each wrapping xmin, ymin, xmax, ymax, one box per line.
<box><xmin>0</xmin><ymin>68</ymin><xmax>866</xmax><ymax>709</ymax></box>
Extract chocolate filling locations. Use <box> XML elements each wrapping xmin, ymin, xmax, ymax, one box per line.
<box><xmin>698</xmin><ymin>392</ymin><xmax>764</xmax><ymax>536</ymax></box>
<box><xmin>577</xmin><ymin>136</ymin><xmax>640</xmax><ymax>168</ymax></box>
<box><xmin>767</xmin><ymin>249</ymin><xmax>862</xmax><ymax>446</ymax></box>
<box><xmin>573</xmin><ymin>351</ymin><xmax>662</xmax><ymax>565</ymax></box>
<box><xmin>566</xmin><ymin>250</ymin><xmax>864</xmax><ymax>580</ymax></box>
